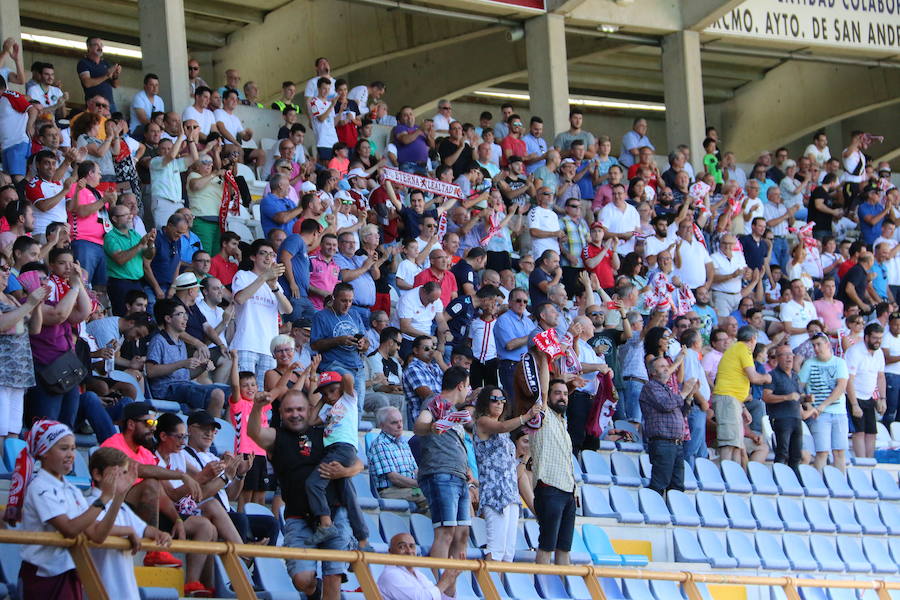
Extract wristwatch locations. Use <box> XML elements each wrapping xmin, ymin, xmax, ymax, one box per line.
<box><xmin>91</xmin><ymin>498</ymin><xmax>106</xmax><ymax>509</ymax></box>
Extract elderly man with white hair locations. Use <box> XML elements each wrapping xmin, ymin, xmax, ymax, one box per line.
<box><xmin>367</xmin><ymin>406</ymin><xmax>429</xmax><ymax>513</ymax></box>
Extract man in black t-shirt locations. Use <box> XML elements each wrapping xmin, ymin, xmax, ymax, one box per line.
<box><xmin>248</xmin><ymin>390</ymin><xmax>363</xmax><ymax>600</ymax></box>
<box><xmin>807</xmin><ymin>173</ymin><xmax>843</xmax><ymax>238</ymax></box>
<box><xmin>838</xmin><ymin>251</ymin><xmax>877</xmax><ymax>313</ymax></box>
<box><xmin>762</xmin><ymin>346</ymin><xmax>805</xmax><ymax>470</ymax></box>
<box><xmin>437</xmin><ymin>121</ymin><xmax>474</xmax><ymax>178</ymax></box>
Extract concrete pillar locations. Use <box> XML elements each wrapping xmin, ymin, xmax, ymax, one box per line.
<box><xmin>825</xmin><ymin>122</ymin><xmax>843</xmax><ymax>158</ymax></box>
<box><xmin>138</xmin><ymin>0</ymin><xmax>190</xmax><ymax>112</ymax></box>
<box><xmin>661</xmin><ymin>30</ymin><xmax>705</xmax><ymax>160</ymax></box>
<box><xmin>525</xmin><ymin>14</ymin><xmax>569</xmax><ymax>139</ymax></box>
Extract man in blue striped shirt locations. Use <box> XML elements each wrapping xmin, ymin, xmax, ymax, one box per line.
<box><xmin>495</xmin><ymin>287</ymin><xmax>535</xmax><ymax>395</ymax></box>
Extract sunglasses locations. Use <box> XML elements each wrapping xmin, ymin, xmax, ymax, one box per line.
<box><xmin>143</xmin><ymin>418</ymin><xmax>158</xmax><ymax>428</ymax></box>
<box><xmin>189</xmin><ymin>66</ymin><xmax>199</xmax><ymax>71</ymax></box>
<box><xmin>588</xmin><ymin>311</ymin><xmax>602</xmax><ymax>317</ymax></box>
<box><xmin>566</xmin><ymin>204</ymin><xmax>580</xmax><ymax>209</ymax></box>
<box><xmin>490</xmin><ymin>395</ymin><xmax>506</xmax><ymax>403</ymax></box>
<box><xmin>512</xmin><ymin>298</ymin><xmax>528</xmax><ymax>304</ymax></box>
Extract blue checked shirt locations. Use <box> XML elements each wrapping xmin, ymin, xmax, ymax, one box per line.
<box><xmin>402</xmin><ymin>358</ymin><xmax>443</xmax><ymax>425</ymax></box>
<box><xmin>368</xmin><ymin>431</ymin><xmax>418</xmax><ymax>490</ymax></box>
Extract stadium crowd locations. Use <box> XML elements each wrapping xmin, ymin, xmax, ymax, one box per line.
<box><xmin>0</xmin><ymin>33</ymin><xmax>896</xmax><ymax>599</ymax></box>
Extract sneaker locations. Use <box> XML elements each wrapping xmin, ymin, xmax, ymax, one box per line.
<box><xmin>183</xmin><ymin>581</ymin><xmax>214</xmax><ymax>597</ymax></box>
<box><xmin>310</xmin><ymin>525</ymin><xmax>338</xmax><ymax>545</ymax></box>
<box><xmin>143</xmin><ymin>550</ymin><xmax>183</xmax><ymax>568</ymax></box>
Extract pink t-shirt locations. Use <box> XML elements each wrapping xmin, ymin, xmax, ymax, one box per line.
<box><xmin>68</xmin><ymin>185</ymin><xmax>107</xmax><ymax>245</ymax></box>
<box><xmin>230</xmin><ymin>396</ymin><xmax>269</xmax><ymax>456</ymax></box>
<box><xmin>101</xmin><ymin>433</ymin><xmax>158</xmax><ymax>484</ymax></box>
<box><xmin>814</xmin><ymin>298</ymin><xmax>844</xmax><ymax>334</ymax></box>
<box><xmin>309</xmin><ymin>255</ymin><xmax>340</xmax><ymax>310</ymax></box>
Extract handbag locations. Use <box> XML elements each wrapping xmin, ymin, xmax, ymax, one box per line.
<box><xmin>36</xmin><ymin>350</ymin><xmax>87</xmax><ymax>395</ymax></box>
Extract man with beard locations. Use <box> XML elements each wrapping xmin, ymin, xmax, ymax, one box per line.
<box><xmin>640</xmin><ymin>357</ymin><xmax>699</xmax><ymax>496</ymax></box>
<box><xmin>100</xmin><ymin>401</ymin><xmax>203</xmax><ymax>567</ymax></box>
<box><xmin>844</xmin><ymin>323</ymin><xmax>886</xmax><ymax>459</ymax></box>
<box><xmin>248</xmin><ymin>389</ymin><xmax>363</xmax><ymax>600</ymax></box>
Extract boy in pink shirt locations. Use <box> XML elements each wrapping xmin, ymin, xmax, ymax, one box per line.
<box><xmin>228</xmin><ymin>350</ymin><xmax>271</xmax><ymax>510</ymax></box>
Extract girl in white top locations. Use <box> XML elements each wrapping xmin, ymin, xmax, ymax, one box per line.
<box><xmin>10</xmin><ymin>420</ymin><xmax>129</xmax><ymax>599</ymax></box>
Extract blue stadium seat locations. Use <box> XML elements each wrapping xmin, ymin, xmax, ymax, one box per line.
<box><xmin>66</xmin><ymin>450</ymin><xmax>92</xmax><ymax>489</ymax></box>
<box><xmin>697</xmin><ymin>530</ymin><xmax>739</xmax><ymax>568</ymax></box>
<box><xmin>721</xmin><ymin>459</ymin><xmax>753</xmax><ymax>493</ymax></box>
<box><xmin>772</xmin><ymin>462</ymin><xmax>806</xmax><ymax>496</ymax></box>
<box><xmin>565</xmin><ymin>575</ymin><xmax>594</xmax><ymax>600</ymax></box>
<box><xmin>638</xmin><ymin>488</ymin><xmax>672</xmax><ymax>525</ymax></box>
<box><xmin>862</xmin><ymin>537</ymin><xmax>899</xmax><ymax>574</ymax></box>
<box><xmin>797</xmin><ymin>464</ymin><xmax>830</xmax><ymax>497</ymax></box>
<box><xmin>255</xmin><ymin>556</ymin><xmax>296</xmax><ymax>597</ymax></box>
<box><xmin>834</xmin><ymin>536</ymin><xmax>871</xmax><ymax>573</ymax></box>
<box><xmin>853</xmin><ymin>500</ymin><xmax>887</xmax><ymax>535</ymax></box>
<box><xmin>453</xmin><ymin>571</ymin><xmax>479</xmax><ymax>600</ymax></box>
<box><xmin>798</xmin><ymin>588</ymin><xmax>828</xmax><ymax>600</ymax></box>
<box><xmin>750</xmin><ymin>495</ymin><xmax>784</xmax><ymax>530</ymax></box>
<box><xmin>379</xmin><ymin>512</ymin><xmax>410</xmax><ymax>546</ymax></box>
<box><xmin>535</xmin><ymin>574</ymin><xmax>569</xmax><ymax>600</ymax></box>
<box><xmin>776</xmin><ymin>496</ymin><xmax>811</xmax><ymax>531</ymax></box>
<box><xmin>754</xmin><ymin>531</ymin><xmax>792</xmax><ymax>571</ymax></box>
<box><xmin>608</xmin><ymin>486</ymin><xmax>644</xmax><ymax>523</ymax></box>
<box><xmin>470</xmin><ymin>516</ymin><xmax>487</xmax><ymax>550</ymax></box>
<box><xmin>673</xmin><ymin>529</ymin><xmax>712</xmax><ymax>565</ymax></box>
<box><xmin>564</xmin><ymin>526</ymin><xmax>592</xmax><ymax>565</ymax></box>
<box><xmin>581</xmin><ymin>485</ymin><xmax>617</xmax><ymax>518</ymax></box>
<box><xmin>667</xmin><ymin>490</ymin><xmax>701</xmax><ymax>526</ymax></box>
<box><xmin>213</xmin><ymin>418</ymin><xmax>236</xmax><ymax>455</ymax></box>
<box><xmin>827</xmin><ymin>499</ymin><xmax>862</xmax><ymax>534</ymax></box>
<box><xmin>598</xmin><ymin>578</ymin><xmax>627</xmax><ymax>600</ymax></box>
<box><xmin>139</xmin><ymin>588</ymin><xmax>178</xmax><ymax>600</ymax></box>
<box><xmin>723</xmin><ymin>494</ymin><xmax>757</xmax><ymax>529</ymax></box>
<box><xmin>695</xmin><ymin>492</ymin><xmax>729</xmax><ymax>528</ymax></box>
<box><xmin>572</xmin><ymin>454</ymin><xmax>584</xmax><ymax>483</ymax></box>
<box><xmin>650</xmin><ymin>580</ymin><xmax>684</xmax><ymax>600</ymax></box>
<box><xmin>888</xmin><ymin>538</ymin><xmax>900</xmax><ymax>567</ymax></box>
<box><xmin>580</xmin><ymin>450</ymin><xmax>613</xmax><ymax>485</ymax></box>
<box><xmin>822</xmin><ymin>465</ymin><xmax>855</xmax><ymax>498</ymax></box>
<box><xmin>877</xmin><ymin>501</ymin><xmax>900</xmax><ymax>534</ymax></box>
<box><xmin>808</xmin><ymin>535</ymin><xmax>848</xmax><ymax>572</ymax></box>
<box><xmin>802</xmin><ymin>498</ymin><xmax>837</xmax><ymax>533</ymax></box>
<box><xmin>621</xmin><ymin>578</ymin><xmax>656</xmax><ymax>600</ymax></box>
<box><xmin>524</xmin><ymin>519</ymin><xmax>540</xmax><ymax>549</ymax></box>
<box><xmin>582</xmin><ymin>524</ymin><xmax>648</xmax><ymax>567</ymax></box>
<box><xmin>410</xmin><ymin>513</ymin><xmax>434</xmax><ymax>554</ymax></box>
<box><xmin>747</xmin><ymin>462</ymin><xmax>780</xmax><ymax>495</ymax></box>
<box><xmin>846</xmin><ymin>467</ymin><xmax>878</xmax><ymax>500</ymax></box>
<box><xmin>503</xmin><ymin>573</ymin><xmax>541</xmax><ymax>599</ymax></box>
<box><xmin>682</xmin><ymin>460</ymin><xmax>699</xmax><ymax>491</ymax></box>
<box><xmin>871</xmin><ymin>468</ymin><xmax>900</xmax><ymax>500</ymax></box>
<box><xmin>352</xmin><ymin>474</ymin><xmax>380</xmax><ymax>510</ymax></box>
<box><xmin>3</xmin><ymin>438</ymin><xmax>24</xmax><ymax>472</ymax></box>
<box><xmin>694</xmin><ymin>457</ymin><xmax>726</xmax><ymax>492</ymax></box>
<box><xmin>639</xmin><ymin>453</ymin><xmax>651</xmax><ymax>479</ymax></box>
<box><xmin>614</xmin><ymin>420</ymin><xmax>642</xmax><ymax>442</ymax></box>
<box><xmin>362</xmin><ymin>513</ymin><xmax>388</xmax><ymax>553</ymax></box>
<box><xmin>610</xmin><ymin>453</ymin><xmax>642</xmax><ymax>487</ymax></box>
<box><xmin>781</xmin><ymin>533</ymin><xmax>819</xmax><ymax>571</ymax></box>
<box><xmin>514</xmin><ymin>522</ymin><xmax>536</xmax><ymax>562</ymax></box>
<box><xmin>726</xmin><ymin>530</ymin><xmax>762</xmax><ymax>568</ymax></box>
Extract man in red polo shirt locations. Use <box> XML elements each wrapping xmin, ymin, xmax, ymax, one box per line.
<box><xmin>414</xmin><ymin>248</ymin><xmax>458</xmax><ymax>306</ymax></box>
<box><xmin>209</xmin><ymin>231</ymin><xmax>241</xmax><ymax>287</ymax></box>
<box><xmin>582</xmin><ymin>222</ymin><xmax>618</xmax><ymax>291</ymax></box>
<box><xmin>499</xmin><ymin>113</ymin><xmax>526</xmax><ymax>168</ymax></box>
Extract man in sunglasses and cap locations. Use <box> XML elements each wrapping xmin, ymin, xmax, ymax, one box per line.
<box><xmin>101</xmin><ymin>401</ymin><xmax>203</xmax><ymax>567</ymax></box>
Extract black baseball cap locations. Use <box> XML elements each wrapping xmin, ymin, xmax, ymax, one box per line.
<box><xmin>122</xmin><ymin>401</ymin><xmax>154</xmax><ymax>422</ymax></box>
<box><xmin>187</xmin><ymin>410</ymin><xmax>221</xmax><ymax>429</ymax></box>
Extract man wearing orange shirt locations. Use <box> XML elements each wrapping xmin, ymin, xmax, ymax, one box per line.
<box><xmin>414</xmin><ymin>248</ymin><xmax>458</xmax><ymax>306</ymax></box>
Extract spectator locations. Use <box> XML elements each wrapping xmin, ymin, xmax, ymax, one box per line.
<box><xmin>129</xmin><ymin>73</ymin><xmax>164</xmax><ymax>136</ymax></box>
<box><xmin>0</xmin><ymin>196</ymin><xmax>34</xmax><ymax>253</ymax></box>
<box><xmin>710</xmin><ymin>233</ymin><xmax>748</xmax><ymax>317</ymax></box>
<box><xmin>335</xmin><ymin>230</ymin><xmax>385</xmax><ymax>323</ymax></box>
<box><xmin>711</xmin><ymin>325</ymin><xmax>772</xmax><ymax>463</ymax></box>
<box><xmin>799</xmin><ymin>332</ymin><xmax>850</xmax><ymax>471</ymax></box>
<box><xmin>781</xmin><ymin>279</ymin><xmax>819</xmax><ymax>350</ymax></box>
<box><xmin>528</xmin><ymin>186</ymin><xmax>563</xmax><ymax>258</ymax></box>
<box><xmin>365</xmin><ymin>327</ymin><xmax>406</xmax><ymax>417</ymax></box>
<box><xmin>599</xmin><ymin>183</ymin><xmax>640</xmax><ymax>255</ymax></box>
<box><xmin>149</xmin><ymin>128</ymin><xmax>197</xmax><ymax>228</ymax></box>
<box><xmin>0</xmin><ymin>80</ymin><xmax>36</xmax><ymax>183</ymax></box>
<box><xmin>392</xmin><ymin>106</ymin><xmax>432</xmax><ymax>175</ymax></box>
<box><xmin>763</xmin><ymin>344</ymin><xmax>805</xmax><ymax>472</ymax></box>
<box><xmin>104</xmin><ymin>204</ymin><xmax>155</xmax><ymax>316</ymax></box>
<box><xmin>844</xmin><ymin>323</ymin><xmax>885</xmax><ymax>460</ymax></box>
<box><xmin>377</xmin><ymin>533</ymin><xmax>462</xmax><ymax>600</ymax></box>
<box><xmin>618</xmin><ymin>117</ymin><xmax>653</xmax><ymax>167</ymax></box>
<box><xmin>368</xmin><ymin>406</ymin><xmax>428</xmax><ymax>512</ymax></box>
<box><xmin>495</xmin><ymin>287</ymin><xmax>536</xmax><ymax>394</ymax></box>
<box><xmin>145</xmin><ymin>213</ymin><xmax>186</xmax><ymax>301</ymax></box>
<box><xmin>249</xmin><ymin>388</ymin><xmax>361</xmax><ymax>599</ymax></box>
<box><xmin>473</xmin><ymin>386</ymin><xmax>538</xmax><ymax>561</ymax></box>
<box><xmin>215</xmin><ymin>89</ymin><xmax>263</xmax><ymax>167</ymax></box>
<box><xmin>681</xmin><ymin>328</ymin><xmax>711</xmax><ymax>467</ymax></box>
<box><xmin>414</xmin><ymin>249</ymin><xmax>458</xmax><ymax>307</ymax></box>
<box><xmin>858</xmin><ymin>185</ymin><xmax>892</xmax><ymax>248</ymax></box>
<box><xmin>402</xmin><ymin>334</ymin><xmax>444</xmax><ymax>426</ymax></box>
<box><xmin>182</xmin><ymin>86</ymin><xmax>216</xmax><ymax>141</ymax></box>
<box><xmin>77</xmin><ymin>37</ymin><xmax>119</xmax><ymax>109</ymax></box>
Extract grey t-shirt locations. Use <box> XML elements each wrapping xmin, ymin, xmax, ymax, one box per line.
<box><xmin>418</xmin><ymin>425</ymin><xmax>468</xmax><ymax>480</ymax></box>
<box><xmin>763</xmin><ymin>366</ymin><xmax>802</xmax><ymax>419</ymax></box>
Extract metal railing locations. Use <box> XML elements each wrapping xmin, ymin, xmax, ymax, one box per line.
<box><xmin>2</xmin><ymin>529</ymin><xmax>898</xmax><ymax>600</ymax></box>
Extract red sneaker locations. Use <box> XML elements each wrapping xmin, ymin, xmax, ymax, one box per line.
<box><xmin>183</xmin><ymin>581</ymin><xmax>214</xmax><ymax>597</ymax></box>
<box><xmin>143</xmin><ymin>550</ymin><xmax>183</xmax><ymax>568</ymax></box>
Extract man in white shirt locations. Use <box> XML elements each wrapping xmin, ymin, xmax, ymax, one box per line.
<box><xmin>129</xmin><ymin>73</ymin><xmax>165</xmax><ymax>135</ymax></box>
<box><xmin>182</xmin><ymin>85</ymin><xmax>216</xmax><ymax>140</ymax></box>
<box><xmin>303</xmin><ymin>56</ymin><xmax>335</xmax><ymax>101</ymax></box>
<box><xmin>365</xmin><ymin>326</ymin><xmax>406</xmax><ymax>415</ymax></box>
<box><xmin>431</xmin><ymin>99</ymin><xmax>456</xmax><ymax>135</ymax></box>
<box><xmin>881</xmin><ymin>313</ymin><xmax>900</xmax><ymax>425</ymax></box>
<box><xmin>377</xmin><ymin>533</ymin><xmax>461</xmax><ymax>600</ymax></box>
<box><xmin>844</xmin><ymin>323</ymin><xmax>886</xmax><ymax>459</ymax></box>
<box><xmin>398</xmin><ymin>282</ymin><xmax>445</xmax><ymax>343</ymax></box>
<box><xmin>348</xmin><ymin>81</ymin><xmax>385</xmax><ymax>117</ymax></box>
<box><xmin>308</xmin><ymin>77</ymin><xmax>339</xmax><ymax>163</ymax></box>
<box><xmin>26</xmin><ymin>62</ymin><xmax>67</xmax><ymax>119</ymax></box>
<box><xmin>874</xmin><ymin>221</ymin><xmax>900</xmax><ymax>302</ymax></box>
<box><xmin>672</xmin><ymin>218</ymin><xmax>713</xmax><ymax>290</ymax></box>
<box><xmin>529</xmin><ymin>185</ymin><xmax>563</xmax><ymax>258</ymax></box>
<box><xmin>781</xmin><ymin>279</ymin><xmax>819</xmax><ymax>349</ymax></box>
<box><xmin>710</xmin><ymin>233</ymin><xmax>748</xmax><ymax>317</ymax></box>
<box><xmin>599</xmin><ymin>182</ymin><xmax>640</xmax><ymax>255</ymax></box>
<box><xmin>643</xmin><ymin>214</ymin><xmax>677</xmax><ymax>268</ymax></box>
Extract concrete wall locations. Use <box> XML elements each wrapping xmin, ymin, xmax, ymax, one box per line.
<box><xmin>22</xmin><ymin>48</ymin><xmax>142</xmax><ymax>110</ymax></box>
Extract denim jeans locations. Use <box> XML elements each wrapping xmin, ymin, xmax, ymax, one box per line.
<box><xmin>770</xmin><ymin>415</ymin><xmax>802</xmax><ymax>472</ymax></box>
<box><xmin>533</xmin><ymin>484</ymin><xmax>576</xmax><ymax>552</ymax></box>
<box><xmin>771</xmin><ymin>236</ymin><xmax>789</xmax><ymax>269</ymax></box>
<box><xmin>498</xmin><ymin>360</ymin><xmax>517</xmax><ymax>396</ymax></box>
<box><xmin>884</xmin><ymin>373</ymin><xmax>900</xmax><ymax>426</ymax></box>
<box><xmin>622</xmin><ymin>379</ymin><xmax>644</xmax><ymax>423</ymax></box>
<box><xmin>77</xmin><ymin>391</ymin><xmax>134</xmax><ymax>444</ymax></box>
<box><xmin>287</xmin><ymin>295</ymin><xmax>317</xmax><ymax>323</ymax></box>
<box><xmin>27</xmin><ymin>384</ymin><xmax>80</xmax><ymax>429</ymax></box>
<box><xmin>683</xmin><ymin>405</ymin><xmax>708</xmax><ymax>468</ymax></box>
<box><xmin>647</xmin><ymin>438</ymin><xmax>685</xmax><ymax>495</ymax></box>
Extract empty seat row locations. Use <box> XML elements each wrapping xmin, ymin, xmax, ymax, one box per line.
<box><xmin>673</xmin><ymin>529</ymin><xmax>900</xmax><ymax>574</ymax></box>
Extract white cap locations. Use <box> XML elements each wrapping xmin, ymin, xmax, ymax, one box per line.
<box><xmin>300</xmin><ymin>181</ymin><xmax>316</xmax><ymax>193</ymax></box>
<box><xmin>347</xmin><ymin>168</ymin><xmax>368</xmax><ymax>180</ymax></box>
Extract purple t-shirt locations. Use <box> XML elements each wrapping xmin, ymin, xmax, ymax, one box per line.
<box><xmin>393</xmin><ymin>125</ymin><xmax>429</xmax><ymax>164</ymax></box>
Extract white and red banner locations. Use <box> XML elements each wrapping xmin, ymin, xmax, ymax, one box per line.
<box><xmin>382</xmin><ymin>167</ymin><xmax>464</xmax><ymax>201</ymax></box>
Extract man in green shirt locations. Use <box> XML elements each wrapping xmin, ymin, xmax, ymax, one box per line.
<box><xmin>105</xmin><ymin>204</ymin><xmax>156</xmax><ymax>316</ymax></box>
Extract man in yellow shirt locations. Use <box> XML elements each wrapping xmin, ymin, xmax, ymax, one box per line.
<box><xmin>711</xmin><ymin>325</ymin><xmax>771</xmax><ymax>462</ymax></box>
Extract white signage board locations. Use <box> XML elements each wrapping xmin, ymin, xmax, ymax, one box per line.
<box><xmin>704</xmin><ymin>0</ymin><xmax>900</xmax><ymax>52</ymax></box>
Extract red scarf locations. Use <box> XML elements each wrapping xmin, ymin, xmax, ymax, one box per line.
<box><xmin>218</xmin><ymin>170</ymin><xmax>241</xmax><ymax>233</ymax></box>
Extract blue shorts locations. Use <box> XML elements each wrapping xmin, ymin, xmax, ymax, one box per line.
<box><xmin>419</xmin><ymin>473</ymin><xmax>471</xmax><ymax>528</ymax></box>
<box><xmin>2</xmin><ymin>141</ymin><xmax>29</xmax><ymax>176</ymax></box>
<box><xmin>72</xmin><ymin>239</ymin><xmax>108</xmax><ymax>287</ymax></box>
<box><xmin>165</xmin><ymin>382</ymin><xmax>229</xmax><ymax>411</ymax></box>
<box><xmin>808</xmin><ymin>411</ymin><xmax>849</xmax><ymax>453</ymax></box>
<box><xmin>283</xmin><ymin>507</ymin><xmax>350</xmax><ymax>577</ymax></box>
